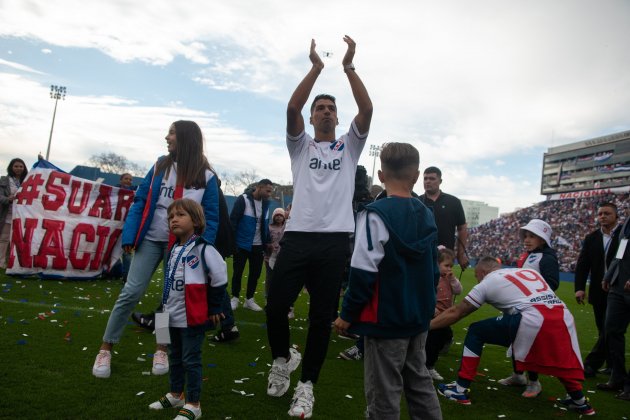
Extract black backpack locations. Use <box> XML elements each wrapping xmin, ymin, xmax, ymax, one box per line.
<box><xmin>213</xmin><ymin>176</ymin><xmax>236</xmax><ymax>259</ymax></box>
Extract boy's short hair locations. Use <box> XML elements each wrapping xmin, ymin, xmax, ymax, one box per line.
<box><xmin>310</xmin><ymin>94</ymin><xmax>336</xmax><ymax>114</ymax></box>
<box><xmin>257</xmin><ymin>178</ymin><xmax>273</xmax><ymax>187</ymax></box>
<box><xmin>167</xmin><ymin>198</ymin><xmax>205</xmax><ymax>235</ymax></box>
<box><xmin>438</xmin><ymin>247</ymin><xmax>455</xmax><ymax>264</ymax></box>
<box><xmin>380</xmin><ymin>142</ymin><xmax>420</xmax><ymax>180</ymax></box>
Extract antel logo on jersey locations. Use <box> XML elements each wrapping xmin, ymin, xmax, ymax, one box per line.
<box><xmin>310</xmin><ymin>158</ymin><xmax>341</xmax><ymax>170</ymax></box>
<box><xmin>330</xmin><ymin>140</ymin><xmax>345</xmax><ymax>151</ymax></box>
<box><xmin>186</xmin><ymin>255</ymin><xmax>200</xmax><ymax>269</ymax></box>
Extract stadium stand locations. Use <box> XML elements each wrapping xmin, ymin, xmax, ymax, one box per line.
<box><xmin>469</xmin><ymin>193</ymin><xmax>629</xmax><ymax>272</ymax></box>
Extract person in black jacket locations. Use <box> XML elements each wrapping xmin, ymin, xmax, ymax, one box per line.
<box><xmin>574</xmin><ymin>202</ymin><xmax>621</xmax><ymax>377</ymax></box>
<box><xmin>599</xmin><ymin>211</ymin><xmax>630</xmax><ymax>401</ymax></box>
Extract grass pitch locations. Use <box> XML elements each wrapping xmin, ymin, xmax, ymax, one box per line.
<box><xmin>0</xmin><ymin>265</ymin><xmax>628</xmax><ymax>419</ymax></box>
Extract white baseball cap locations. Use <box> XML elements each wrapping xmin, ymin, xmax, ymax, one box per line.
<box><xmin>519</xmin><ymin>219</ymin><xmax>552</xmax><ymax>247</ymax></box>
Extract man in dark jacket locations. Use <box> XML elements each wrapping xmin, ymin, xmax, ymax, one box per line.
<box><xmin>599</xmin><ymin>211</ymin><xmax>630</xmax><ymax>401</ymax></box>
<box><xmin>575</xmin><ymin>202</ymin><xmax>621</xmax><ymax>377</ymax></box>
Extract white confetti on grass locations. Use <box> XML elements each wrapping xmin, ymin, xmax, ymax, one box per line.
<box><xmin>137</xmin><ymin>357</ymin><xmax>146</xmax><ymax>362</ymax></box>
<box><xmin>345</xmin><ymin>395</ymin><xmax>353</xmax><ymax>399</ymax></box>
<box><xmin>136</xmin><ymin>391</ymin><xmax>145</xmax><ymax>396</ymax></box>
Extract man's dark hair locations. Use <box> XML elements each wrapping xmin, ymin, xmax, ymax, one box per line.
<box><xmin>310</xmin><ymin>94</ymin><xmax>336</xmax><ymax>114</ymax></box>
<box><xmin>424</xmin><ymin>166</ymin><xmax>442</xmax><ymax>178</ymax></box>
<box><xmin>257</xmin><ymin>178</ymin><xmax>273</xmax><ymax>187</ymax></box>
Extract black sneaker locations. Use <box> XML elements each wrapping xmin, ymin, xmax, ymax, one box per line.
<box><xmin>212</xmin><ymin>326</ymin><xmax>240</xmax><ymax>343</ymax></box>
<box><xmin>131</xmin><ymin>312</ymin><xmax>155</xmax><ymax>331</ymax></box>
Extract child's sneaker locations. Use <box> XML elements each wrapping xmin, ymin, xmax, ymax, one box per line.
<box><xmin>174</xmin><ymin>403</ymin><xmax>202</xmax><ymax>420</ymax></box>
<box><xmin>211</xmin><ymin>326</ymin><xmax>240</xmax><ymax>343</ymax></box>
<box><xmin>428</xmin><ymin>368</ymin><xmax>444</xmax><ymax>381</ymax></box>
<box><xmin>152</xmin><ymin>350</ymin><xmax>169</xmax><ymax>375</ymax></box>
<box><xmin>149</xmin><ymin>393</ymin><xmax>185</xmax><ymax>410</ymax></box>
<box><xmin>288</xmin><ymin>380</ymin><xmax>314</xmax><ymax>418</ymax></box>
<box><xmin>437</xmin><ymin>382</ymin><xmax>471</xmax><ymax>405</ymax></box>
<box><xmin>522</xmin><ymin>380</ymin><xmax>542</xmax><ymax>398</ymax></box>
<box><xmin>92</xmin><ymin>350</ymin><xmax>111</xmax><ymax>378</ymax></box>
<box><xmin>267</xmin><ymin>348</ymin><xmax>302</xmax><ymax>397</ymax></box>
<box><xmin>558</xmin><ymin>396</ymin><xmax>595</xmax><ymax>416</ymax></box>
<box><xmin>339</xmin><ymin>345</ymin><xmax>363</xmax><ymax>361</ymax></box>
<box><xmin>498</xmin><ymin>372</ymin><xmax>527</xmax><ymax>386</ymax></box>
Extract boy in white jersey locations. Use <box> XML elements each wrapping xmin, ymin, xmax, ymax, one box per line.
<box><xmin>148</xmin><ymin>199</ymin><xmax>227</xmax><ymax>420</ymax></box>
<box><xmin>432</xmin><ymin>256</ymin><xmax>594</xmax><ymax>416</ymax></box>
<box><xmin>265</xmin><ymin>35</ymin><xmax>373</xmax><ymax>419</ymax></box>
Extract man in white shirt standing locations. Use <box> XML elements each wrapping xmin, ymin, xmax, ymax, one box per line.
<box><xmin>265</xmin><ymin>35</ymin><xmax>373</xmax><ymax>419</ymax></box>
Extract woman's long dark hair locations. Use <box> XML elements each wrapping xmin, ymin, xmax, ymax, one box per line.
<box><xmin>7</xmin><ymin>158</ymin><xmax>28</xmax><ymax>183</ymax></box>
<box><xmin>155</xmin><ymin>120</ymin><xmax>212</xmax><ymax>188</ymax></box>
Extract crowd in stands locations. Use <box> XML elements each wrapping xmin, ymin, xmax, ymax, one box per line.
<box><xmin>469</xmin><ymin>193</ymin><xmax>629</xmax><ymax>272</ymax></box>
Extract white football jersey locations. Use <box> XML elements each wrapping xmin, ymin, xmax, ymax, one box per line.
<box><xmin>465</xmin><ymin>268</ymin><xmax>564</xmax><ymax>315</ymax></box>
<box><xmin>285</xmin><ymin>120</ymin><xmax>367</xmax><ymax>233</ymax></box>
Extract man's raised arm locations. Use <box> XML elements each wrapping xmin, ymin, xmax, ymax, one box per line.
<box><xmin>287</xmin><ymin>39</ymin><xmax>324</xmax><ymax>137</ymax></box>
<box><xmin>342</xmin><ymin>35</ymin><xmax>373</xmax><ymax>135</ymax></box>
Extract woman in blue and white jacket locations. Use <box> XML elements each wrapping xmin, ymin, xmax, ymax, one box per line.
<box><xmin>92</xmin><ymin>120</ymin><xmax>220</xmax><ymax>379</ymax></box>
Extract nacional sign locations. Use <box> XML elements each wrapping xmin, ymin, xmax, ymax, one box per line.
<box><xmin>7</xmin><ymin>166</ymin><xmax>134</xmax><ymax>278</ymax></box>
<box><xmin>547</xmin><ymin>185</ymin><xmax>630</xmax><ymax>201</ymax></box>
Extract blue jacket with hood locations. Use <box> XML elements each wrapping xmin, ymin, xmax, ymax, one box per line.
<box><xmin>230</xmin><ymin>191</ymin><xmax>270</xmax><ymax>251</ymax></box>
<box><xmin>341</xmin><ymin>196</ymin><xmax>439</xmax><ymax>338</ymax></box>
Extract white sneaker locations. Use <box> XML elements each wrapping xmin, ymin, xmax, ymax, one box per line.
<box><xmin>498</xmin><ymin>372</ymin><xmax>527</xmax><ymax>386</ymax></box>
<box><xmin>522</xmin><ymin>380</ymin><xmax>542</xmax><ymax>398</ymax></box>
<box><xmin>288</xmin><ymin>380</ymin><xmax>315</xmax><ymax>418</ymax></box>
<box><xmin>267</xmin><ymin>348</ymin><xmax>302</xmax><ymax>397</ymax></box>
<box><xmin>149</xmin><ymin>393</ymin><xmax>185</xmax><ymax>410</ymax></box>
<box><xmin>92</xmin><ymin>350</ymin><xmax>111</xmax><ymax>378</ymax></box>
<box><xmin>230</xmin><ymin>297</ymin><xmax>239</xmax><ymax>310</ymax></box>
<box><xmin>152</xmin><ymin>350</ymin><xmax>169</xmax><ymax>375</ymax></box>
<box><xmin>243</xmin><ymin>297</ymin><xmax>263</xmax><ymax>311</ymax></box>
<box><xmin>428</xmin><ymin>368</ymin><xmax>444</xmax><ymax>381</ymax></box>
<box><xmin>174</xmin><ymin>403</ymin><xmax>202</xmax><ymax>420</ymax></box>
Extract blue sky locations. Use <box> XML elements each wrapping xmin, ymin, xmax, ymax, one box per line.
<box><xmin>1</xmin><ymin>0</ymin><xmax>629</xmax><ymax>213</ymax></box>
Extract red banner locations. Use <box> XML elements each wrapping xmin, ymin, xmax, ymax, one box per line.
<box><xmin>7</xmin><ymin>168</ymin><xmax>134</xmax><ymax>278</ymax></box>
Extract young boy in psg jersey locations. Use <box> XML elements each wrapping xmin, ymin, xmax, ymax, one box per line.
<box><xmin>265</xmin><ymin>35</ymin><xmax>373</xmax><ymax>419</ymax></box>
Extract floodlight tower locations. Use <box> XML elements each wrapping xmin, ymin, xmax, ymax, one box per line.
<box><xmin>369</xmin><ymin>144</ymin><xmax>381</xmax><ymax>186</ymax></box>
<box><xmin>46</xmin><ymin>85</ymin><xmax>67</xmax><ymax>160</ymax></box>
